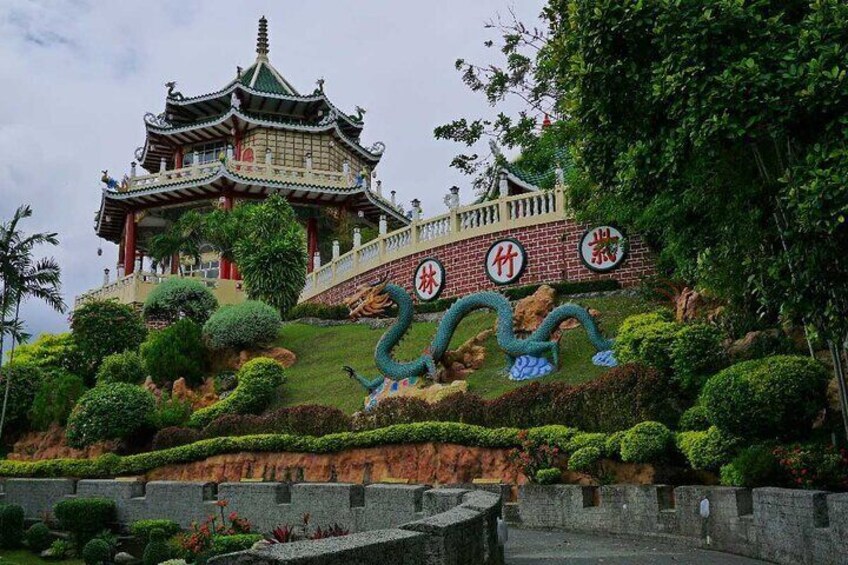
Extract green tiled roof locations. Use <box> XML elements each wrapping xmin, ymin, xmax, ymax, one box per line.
<box><xmin>253</xmin><ymin>64</ymin><xmax>291</xmax><ymax>94</ymax></box>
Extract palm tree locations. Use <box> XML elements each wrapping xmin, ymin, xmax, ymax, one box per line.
<box><xmin>146</xmin><ymin>211</ymin><xmax>205</xmax><ymax>275</ymax></box>
<box><xmin>0</xmin><ymin>205</ymin><xmax>65</xmax><ymax>440</ymax></box>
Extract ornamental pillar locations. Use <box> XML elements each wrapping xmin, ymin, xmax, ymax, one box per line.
<box><xmin>124</xmin><ymin>211</ymin><xmax>137</xmax><ymax>276</ymax></box>
<box><xmin>174</xmin><ymin>148</ymin><xmax>184</xmax><ymax>169</ymax></box>
<box><xmin>306</xmin><ymin>217</ymin><xmax>319</xmax><ymax>273</ymax></box>
<box><xmin>219</xmin><ymin>194</ymin><xmax>234</xmax><ymax>279</ymax></box>
<box><xmin>170</xmin><ymin>253</ymin><xmax>179</xmax><ymax>275</ymax></box>
<box><xmin>117</xmin><ymin>239</ymin><xmax>125</xmax><ymax>277</ymax></box>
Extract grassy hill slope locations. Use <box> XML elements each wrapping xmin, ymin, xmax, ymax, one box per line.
<box><xmin>273</xmin><ymin>293</ymin><xmax>657</xmax><ymax>414</ymax></box>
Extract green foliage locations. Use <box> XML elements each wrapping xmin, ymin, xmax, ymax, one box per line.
<box><xmin>604</xmin><ymin>431</ymin><xmax>625</xmax><ymax>459</ymax></box>
<box><xmin>48</xmin><ymin>539</ymin><xmax>72</xmax><ymax>559</ymax></box>
<box><xmin>29</xmin><ymin>371</ymin><xmax>86</xmax><ymax>430</ymax></box>
<box><xmin>152</xmin><ymin>395</ymin><xmax>193</xmax><ymax>429</ymax></box>
<box><xmin>11</xmin><ymin>333</ymin><xmax>86</xmax><ymax>377</ymax></box>
<box><xmin>676</xmin><ymin>427</ymin><xmax>741</xmax><ymax>471</ymax></box>
<box><xmin>143</xmin><ymin>278</ymin><xmax>218</xmax><ymax>324</ymax></box>
<box><xmin>612</xmin><ymin>312</ymin><xmax>677</xmax><ymax>369</ymax></box>
<box><xmin>773</xmin><ymin>443</ymin><xmax>848</xmax><ymax>490</ymax></box>
<box><xmin>701</xmin><ymin>356</ymin><xmax>829</xmax><ymax>440</ymax></box>
<box><xmin>204</xmin><ymin>534</ymin><xmax>264</xmax><ymax>561</ymax></box>
<box><xmin>567</xmin><ymin>432</ymin><xmax>607</xmax><ymax>454</ymax></box>
<box><xmin>188</xmin><ymin>358</ymin><xmax>285</xmax><ymax>428</ymax></box>
<box><xmin>65</xmin><ymin>383</ymin><xmax>156</xmax><ymax>448</ymax></box>
<box><xmin>82</xmin><ymin>538</ymin><xmax>111</xmax><ymax>565</ymax></box>
<box><xmin>202</xmin><ymin>301</ymin><xmax>282</xmax><ymax>351</ymax></box>
<box><xmin>54</xmin><ymin>498</ymin><xmax>116</xmax><ymax>546</ymax></box>
<box><xmin>678</xmin><ymin>405</ymin><xmax>710</xmax><ymax>432</ymax></box>
<box><xmin>131</xmin><ymin>520</ymin><xmax>182</xmax><ymax>544</ymax></box>
<box><xmin>568</xmin><ymin>446</ymin><xmax>602</xmax><ymax>473</ymax></box>
<box><xmin>96</xmin><ymin>350</ymin><xmax>146</xmax><ymax>385</ymax></box>
<box><xmin>0</xmin><ymin>504</ymin><xmax>24</xmax><ymax>549</ymax></box>
<box><xmin>502</xmin><ymin>279</ymin><xmax>620</xmax><ymax>301</ymax></box>
<box><xmin>0</xmin><ymin>364</ymin><xmax>44</xmax><ymax>435</ymax></box>
<box><xmin>620</xmin><ymin>421</ymin><xmax>673</xmax><ymax>464</ymax></box>
<box><xmin>233</xmin><ymin>194</ymin><xmax>307</xmax><ymax>316</ymax></box>
<box><xmin>143</xmin><ymin>528</ymin><xmax>172</xmax><ymax>565</ymax></box>
<box><xmin>24</xmin><ymin>522</ymin><xmax>52</xmax><ymax>553</ymax></box>
<box><xmin>670</xmin><ymin>324</ymin><xmax>727</xmax><ymax>395</ymax></box>
<box><xmin>285</xmin><ymin>302</ymin><xmax>349</xmax><ymax>321</ymax></box>
<box><xmin>534</xmin><ymin>467</ymin><xmax>562</xmax><ymax>485</ymax></box>
<box><xmin>71</xmin><ymin>300</ymin><xmax>147</xmax><ymax>376</ymax></box>
<box><xmin>720</xmin><ymin>444</ymin><xmax>784</xmax><ymax>488</ymax></box>
<box><xmin>141</xmin><ymin>319</ymin><xmax>207</xmax><ymax>386</ymax></box>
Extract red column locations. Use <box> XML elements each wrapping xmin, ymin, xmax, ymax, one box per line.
<box><xmin>306</xmin><ymin>217</ymin><xmax>318</xmax><ymax>273</ymax></box>
<box><xmin>124</xmin><ymin>211</ymin><xmax>137</xmax><ymax>276</ymax></box>
<box><xmin>117</xmin><ymin>240</ymin><xmax>125</xmax><ymax>275</ymax></box>
<box><xmin>220</xmin><ymin>194</ymin><xmax>234</xmax><ymax>279</ymax></box>
<box><xmin>174</xmin><ymin>148</ymin><xmax>184</xmax><ymax>169</ymax></box>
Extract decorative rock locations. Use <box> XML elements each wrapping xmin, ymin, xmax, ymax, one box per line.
<box><xmin>437</xmin><ymin>329</ymin><xmax>491</xmax><ymax>382</ymax></box>
<box><xmin>509</xmin><ymin>355</ymin><xmax>554</xmax><ymax>381</ymax></box>
<box><xmin>558</xmin><ymin>308</ymin><xmax>601</xmax><ymax>332</ymax></box>
<box><xmin>114</xmin><ymin>552</ymin><xmax>136</xmax><ymax>564</ymax></box>
<box><xmin>237</xmin><ymin>346</ymin><xmax>297</xmax><ymax>369</ymax></box>
<box><xmin>8</xmin><ymin>423</ymin><xmax>118</xmax><ymax>462</ymax></box>
<box><xmin>592</xmin><ymin>349</ymin><xmax>618</xmax><ymax>368</ymax></box>
<box><xmin>512</xmin><ymin>285</ymin><xmax>556</xmax><ymax>335</ymax></box>
<box><xmin>172</xmin><ymin>377</ymin><xmax>219</xmax><ymax>410</ymax></box>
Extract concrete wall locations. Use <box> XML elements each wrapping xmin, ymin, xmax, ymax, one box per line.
<box><xmin>515</xmin><ymin>484</ymin><xmax>848</xmax><ymax>565</ymax></box>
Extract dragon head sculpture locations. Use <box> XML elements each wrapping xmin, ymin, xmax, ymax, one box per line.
<box><xmin>344</xmin><ymin>275</ymin><xmax>393</xmax><ymax>319</ymax></box>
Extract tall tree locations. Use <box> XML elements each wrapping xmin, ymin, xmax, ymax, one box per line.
<box><xmin>146</xmin><ymin>211</ymin><xmax>205</xmax><ymax>274</ymax></box>
<box><xmin>0</xmin><ymin>205</ymin><xmax>65</xmax><ymax>439</ymax></box>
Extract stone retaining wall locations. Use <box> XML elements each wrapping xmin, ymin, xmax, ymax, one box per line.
<box><xmin>513</xmin><ymin>484</ymin><xmax>848</xmax><ymax>565</ymax></box>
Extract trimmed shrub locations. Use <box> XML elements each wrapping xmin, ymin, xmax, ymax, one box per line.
<box><xmin>678</xmin><ymin>405</ymin><xmax>710</xmax><ymax>432</ymax></box>
<box><xmin>204</xmin><ymin>534</ymin><xmax>264</xmax><ymax>561</ymax></box>
<box><xmin>54</xmin><ymin>498</ymin><xmax>116</xmax><ymax>546</ymax></box>
<box><xmin>0</xmin><ymin>364</ymin><xmax>45</xmax><ymax>436</ymax></box>
<box><xmin>152</xmin><ymin>427</ymin><xmax>204</xmax><ymax>451</ymax></box>
<box><xmin>188</xmin><ymin>358</ymin><xmax>284</xmax><ymax>428</ymax></box>
<box><xmin>24</xmin><ymin>522</ymin><xmax>52</xmax><ymax>552</ymax></box>
<box><xmin>82</xmin><ymin>538</ymin><xmax>111</xmax><ymax>565</ymax></box>
<box><xmin>71</xmin><ymin>300</ymin><xmax>147</xmax><ymax>375</ymax></box>
<box><xmin>262</xmin><ymin>405</ymin><xmax>351</xmax><ymax>437</ymax></box>
<box><xmin>720</xmin><ymin>444</ymin><xmax>784</xmax><ymax>488</ymax></box>
<box><xmin>676</xmin><ymin>426</ymin><xmax>740</xmax><ymax>471</ymax></box>
<box><xmin>431</xmin><ymin>393</ymin><xmax>487</xmax><ymax>426</ymax></box>
<box><xmin>202</xmin><ymin>414</ymin><xmax>264</xmax><ymax>439</ymax></box>
<box><xmin>141</xmin><ymin>319</ymin><xmax>207</xmax><ymax>387</ymax></box>
<box><xmin>604</xmin><ymin>431</ymin><xmax>625</xmax><ymax>459</ymax></box>
<box><xmin>0</xmin><ymin>504</ymin><xmax>24</xmax><ymax>549</ymax></box>
<box><xmin>567</xmin><ymin>432</ymin><xmax>608</xmax><ymax>454</ymax></box>
<box><xmin>143</xmin><ymin>278</ymin><xmax>218</xmax><ymax>324</ymax></box>
<box><xmin>534</xmin><ymin>468</ymin><xmax>562</xmax><ymax>485</ymax></box>
<box><xmin>503</xmin><ymin>279</ymin><xmax>620</xmax><ymax>301</ymax></box>
<box><xmin>670</xmin><ymin>323</ymin><xmax>726</xmax><ymax>395</ymax></box>
<box><xmin>152</xmin><ymin>395</ymin><xmax>193</xmax><ymax>429</ymax></box>
<box><xmin>29</xmin><ymin>371</ymin><xmax>87</xmax><ymax>430</ymax></box>
<box><xmin>202</xmin><ymin>301</ymin><xmax>281</xmax><ymax>351</ymax></box>
<box><xmin>568</xmin><ymin>446</ymin><xmax>602</xmax><ymax>472</ymax></box>
<box><xmin>66</xmin><ymin>384</ymin><xmax>156</xmax><ymax>448</ymax></box>
<box><xmin>143</xmin><ymin>528</ymin><xmax>172</xmax><ymax>565</ymax></box>
<box><xmin>353</xmin><ymin>397</ymin><xmax>431</xmax><ymax>430</ymax></box>
<box><xmin>486</xmin><ymin>382</ymin><xmax>568</xmax><ymax>429</ymax></box>
<box><xmin>131</xmin><ymin>519</ymin><xmax>181</xmax><ymax>544</ymax></box>
<box><xmin>96</xmin><ymin>351</ymin><xmax>146</xmax><ymax>385</ymax></box>
<box><xmin>773</xmin><ymin>443</ymin><xmax>848</xmax><ymax>490</ymax></box>
<box><xmin>613</xmin><ymin>311</ymin><xmax>675</xmax><ymax>366</ymax></box>
<box><xmin>285</xmin><ymin>302</ymin><xmax>349</xmax><ymax>321</ymax></box>
<box><xmin>620</xmin><ymin>421</ymin><xmax>673</xmax><ymax>463</ymax></box>
<box><xmin>701</xmin><ymin>355</ymin><xmax>829</xmax><ymax>439</ymax></box>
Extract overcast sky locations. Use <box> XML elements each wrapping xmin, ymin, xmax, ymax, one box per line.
<box><xmin>0</xmin><ymin>0</ymin><xmax>546</xmax><ymax>338</ymax></box>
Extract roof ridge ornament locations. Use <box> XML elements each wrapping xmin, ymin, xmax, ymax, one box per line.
<box><xmin>256</xmin><ymin>16</ymin><xmax>269</xmax><ymax>61</ymax></box>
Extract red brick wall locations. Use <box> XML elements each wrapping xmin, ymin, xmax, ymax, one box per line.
<box><xmin>307</xmin><ymin>219</ymin><xmax>655</xmax><ymax>305</ymax></box>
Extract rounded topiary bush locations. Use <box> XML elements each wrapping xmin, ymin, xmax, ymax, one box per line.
<box><xmin>71</xmin><ymin>299</ymin><xmax>147</xmax><ymax>376</ymax></box>
<box><xmin>131</xmin><ymin>519</ymin><xmax>181</xmax><ymax>544</ymax></box>
<box><xmin>678</xmin><ymin>405</ymin><xmax>711</xmax><ymax>431</ymax></box>
<box><xmin>188</xmin><ymin>358</ymin><xmax>285</xmax><ymax>428</ymax></box>
<box><xmin>676</xmin><ymin>426</ymin><xmax>740</xmax><ymax>471</ymax></box>
<box><xmin>719</xmin><ymin>444</ymin><xmax>783</xmax><ymax>487</ymax></box>
<box><xmin>66</xmin><ymin>384</ymin><xmax>156</xmax><ymax>448</ymax></box>
<box><xmin>142</xmin><ymin>528</ymin><xmax>171</xmax><ymax>565</ymax></box>
<box><xmin>151</xmin><ymin>426</ymin><xmax>203</xmax><ymax>451</ymax></box>
<box><xmin>54</xmin><ymin>498</ymin><xmax>116</xmax><ymax>546</ymax></box>
<box><xmin>140</xmin><ymin>319</ymin><xmax>207</xmax><ymax>386</ymax></box>
<box><xmin>24</xmin><ymin>522</ymin><xmax>52</xmax><ymax>552</ymax></box>
<box><xmin>568</xmin><ymin>446</ymin><xmax>602</xmax><ymax>472</ymax></box>
<box><xmin>700</xmin><ymin>355</ymin><xmax>828</xmax><ymax>440</ymax></box>
<box><xmin>534</xmin><ymin>468</ymin><xmax>562</xmax><ymax>484</ymax></box>
<box><xmin>0</xmin><ymin>503</ymin><xmax>24</xmax><ymax>549</ymax></box>
<box><xmin>96</xmin><ymin>350</ymin><xmax>146</xmax><ymax>384</ymax></box>
<box><xmin>620</xmin><ymin>421</ymin><xmax>673</xmax><ymax>463</ymax></box>
<box><xmin>670</xmin><ymin>323</ymin><xmax>726</xmax><ymax>395</ymax></box>
<box><xmin>613</xmin><ymin>311</ymin><xmax>681</xmax><ymax>371</ymax></box>
<box><xmin>202</xmin><ymin>301</ymin><xmax>282</xmax><ymax>350</ymax></box>
<box><xmin>143</xmin><ymin>277</ymin><xmax>218</xmax><ymax>324</ymax></box>
<box><xmin>82</xmin><ymin>538</ymin><xmax>111</xmax><ymax>565</ymax></box>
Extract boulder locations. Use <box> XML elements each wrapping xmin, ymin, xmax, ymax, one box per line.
<box><xmin>114</xmin><ymin>552</ymin><xmax>136</xmax><ymax>564</ymax></box>
<box><xmin>558</xmin><ymin>308</ymin><xmax>601</xmax><ymax>332</ymax></box>
<box><xmin>235</xmin><ymin>347</ymin><xmax>297</xmax><ymax>370</ymax></box>
<box><xmin>172</xmin><ymin>377</ymin><xmax>219</xmax><ymax>410</ymax></box>
<box><xmin>8</xmin><ymin>423</ymin><xmax>118</xmax><ymax>461</ymax></box>
<box><xmin>513</xmin><ymin>285</ymin><xmax>556</xmax><ymax>334</ymax></box>
<box><xmin>437</xmin><ymin>329</ymin><xmax>491</xmax><ymax>382</ymax></box>
<box><xmin>724</xmin><ymin>329</ymin><xmax>783</xmax><ymax>362</ymax></box>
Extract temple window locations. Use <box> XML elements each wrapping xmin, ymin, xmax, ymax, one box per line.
<box><xmin>182</xmin><ymin>141</ymin><xmax>232</xmax><ymax>166</ymax></box>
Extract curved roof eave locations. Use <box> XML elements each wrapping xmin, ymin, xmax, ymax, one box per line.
<box><xmin>145</xmin><ymin>107</ymin><xmax>384</xmax><ymax>163</ymax></box>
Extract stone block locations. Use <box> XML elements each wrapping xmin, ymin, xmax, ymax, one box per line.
<box><xmin>218</xmin><ymin>482</ymin><xmax>293</xmax><ymax>533</ymax></box>
<box><xmin>3</xmin><ymin>478</ymin><xmax>76</xmax><ymax>520</ymax></box>
<box><xmin>76</xmin><ymin>479</ymin><xmax>145</xmax><ymax>526</ymax></box>
<box><xmin>423</xmin><ymin>488</ymin><xmax>468</xmax><ymax>516</ymax></box>
<box><xmin>753</xmin><ymin>487</ymin><xmax>828</xmax><ymax>565</ymax></box>
<box><xmin>126</xmin><ymin>481</ymin><xmax>217</xmax><ymax>527</ymax></box>
<box><xmin>402</xmin><ymin>506</ymin><xmax>485</xmax><ymax>565</ymax></box>
<box><xmin>364</xmin><ymin>484</ymin><xmax>427</xmax><ymax>530</ymax></box>
<box><xmin>290</xmin><ymin>483</ymin><xmax>362</xmax><ymax>532</ymax></box>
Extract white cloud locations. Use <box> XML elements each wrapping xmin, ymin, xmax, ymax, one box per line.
<box><xmin>0</xmin><ymin>0</ymin><xmax>545</xmax><ymax>338</ymax></box>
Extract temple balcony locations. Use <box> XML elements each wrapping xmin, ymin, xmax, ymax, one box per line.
<box><xmin>74</xmin><ymin>272</ymin><xmax>245</xmax><ymax>311</ymax></box>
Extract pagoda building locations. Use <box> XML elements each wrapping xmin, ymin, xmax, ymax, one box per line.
<box><xmin>95</xmin><ymin>16</ymin><xmax>408</xmax><ymax>280</ymax></box>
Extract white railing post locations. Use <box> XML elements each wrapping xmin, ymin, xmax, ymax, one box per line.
<box><xmin>313</xmin><ymin>252</ymin><xmax>321</xmax><ymax>271</ymax></box>
<box><xmin>379</xmin><ymin>215</ymin><xmax>388</xmax><ymax>236</ymax></box>
<box><xmin>265</xmin><ymin>148</ymin><xmax>273</xmax><ymax>165</ymax></box>
<box><xmin>352</xmin><ymin>227</ymin><xmax>361</xmax><ymax>270</ymax></box>
<box><xmin>390</xmin><ymin>190</ymin><xmax>397</xmax><ymax>207</ymax></box>
<box><xmin>159</xmin><ymin>157</ymin><xmax>167</xmax><ymax>173</ymax></box>
<box><xmin>130</xmin><ymin>162</ymin><xmax>137</xmax><ymax>178</ymax></box>
<box><xmin>332</xmin><ymin>240</ymin><xmax>340</xmax><ymax>260</ymax></box>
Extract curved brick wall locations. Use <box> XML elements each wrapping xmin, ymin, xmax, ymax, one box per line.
<box><xmin>307</xmin><ymin>219</ymin><xmax>655</xmax><ymax>305</ymax></box>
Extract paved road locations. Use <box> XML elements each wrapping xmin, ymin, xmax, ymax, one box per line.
<box><xmin>505</xmin><ymin>527</ymin><xmax>767</xmax><ymax>564</ymax></box>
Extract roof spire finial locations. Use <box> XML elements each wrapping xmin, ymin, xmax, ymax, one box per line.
<box><xmin>256</xmin><ymin>16</ymin><xmax>269</xmax><ymax>61</ymax></box>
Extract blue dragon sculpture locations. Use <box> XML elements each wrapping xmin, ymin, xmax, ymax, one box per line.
<box><xmin>342</xmin><ymin>277</ymin><xmax>615</xmax><ymax>392</ymax></box>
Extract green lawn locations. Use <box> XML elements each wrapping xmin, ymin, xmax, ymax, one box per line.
<box><xmin>273</xmin><ymin>294</ymin><xmax>657</xmax><ymax>414</ymax></box>
<box><xmin>0</xmin><ymin>551</ymin><xmax>81</xmax><ymax>565</ymax></box>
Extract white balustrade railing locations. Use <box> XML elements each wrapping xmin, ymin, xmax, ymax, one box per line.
<box><xmin>300</xmin><ymin>187</ymin><xmax>566</xmax><ymax>300</ymax></box>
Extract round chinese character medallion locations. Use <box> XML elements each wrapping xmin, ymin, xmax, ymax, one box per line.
<box><xmin>579</xmin><ymin>226</ymin><xmax>627</xmax><ymax>272</ymax></box>
<box><xmin>485</xmin><ymin>238</ymin><xmax>527</xmax><ymax>285</ymax></box>
<box><xmin>413</xmin><ymin>258</ymin><xmax>445</xmax><ymax>301</ymax></box>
